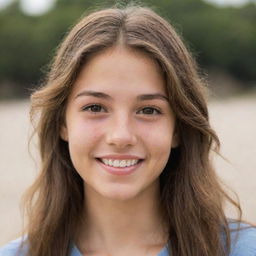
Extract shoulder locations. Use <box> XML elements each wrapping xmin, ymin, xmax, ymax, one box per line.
<box><xmin>0</xmin><ymin>236</ymin><xmax>28</xmax><ymax>256</ymax></box>
<box><xmin>228</xmin><ymin>221</ymin><xmax>256</xmax><ymax>256</ymax></box>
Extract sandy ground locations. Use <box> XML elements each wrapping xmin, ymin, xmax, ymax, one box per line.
<box><xmin>0</xmin><ymin>97</ymin><xmax>255</xmax><ymax>246</ymax></box>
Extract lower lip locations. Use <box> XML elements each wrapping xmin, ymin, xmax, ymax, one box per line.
<box><xmin>96</xmin><ymin>159</ymin><xmax>143</xmax><ymax>176</ymax></box>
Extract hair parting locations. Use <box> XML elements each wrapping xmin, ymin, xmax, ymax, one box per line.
<box><xmin>17</xmin><ymin>3</ymin><xmax>250</xmax><ymax>256</ymax></box>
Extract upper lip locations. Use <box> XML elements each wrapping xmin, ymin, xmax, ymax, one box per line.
<box><xmin>96</xmin><ymin>155</ymin><xmax>144</xmax><ymax>160</ymax></box>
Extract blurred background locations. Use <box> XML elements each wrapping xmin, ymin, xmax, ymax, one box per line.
<box><xmin>0</xmin><ymin>0</ymin><xmax>255</xmax><ymax>246</ymax></box>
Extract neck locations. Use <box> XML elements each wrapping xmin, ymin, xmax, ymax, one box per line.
<box><xmin>75</xmin><ymin>180</ymin><xmax>168</xmax><ymax>254</ymax></box>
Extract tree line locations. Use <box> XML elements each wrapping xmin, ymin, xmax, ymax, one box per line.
<box><xmin>0</xmin><ymin>0</ymin><xmax>255</xmax><ymax>98</ymax></box>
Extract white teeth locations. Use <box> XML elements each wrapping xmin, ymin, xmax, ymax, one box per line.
<box><xmin>101</xmin><ymin>159</ymin><xmax>139</xmax><ymax>167</ymax></box>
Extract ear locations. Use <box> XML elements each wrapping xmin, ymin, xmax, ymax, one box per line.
<box><xmin>171</xmin><ymin>131</ymin><xmax>179</xmax><ymax>148</ymax></box>
<box><xmin>60</xmin><ymin>124</ymin><xmax>69</xmax><ymax>142</ymax></box>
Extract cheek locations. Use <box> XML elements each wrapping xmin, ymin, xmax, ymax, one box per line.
<box><xmin>140</xmin><ymin>121</ymin><xmax>174</xmax><ymax>150</ymax></box>
<box><xmin>140</xmin><ymin>121</ymin><xmax>174</xmax><ymax>170</ymax></box>
<box><xmin>67</xmin><ymin>119</ymin><xmax>104</xmax><ymax>156</ymax></box>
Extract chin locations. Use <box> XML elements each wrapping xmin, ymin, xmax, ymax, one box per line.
<box><xmin>99</xmin><ymin>187</ymin><xmax>142</xmax><ymax>202</ymax></box>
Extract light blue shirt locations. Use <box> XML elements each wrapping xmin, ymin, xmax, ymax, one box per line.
<box><xmin>1</xmin><ymin>222</ymin><xmax>255</xmax><ymax>255</ymax></box>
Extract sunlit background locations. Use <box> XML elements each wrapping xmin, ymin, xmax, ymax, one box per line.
<box><xmin>0</xmin><ymin>0</ymin><xmax>255</xmax><ymax>246</ymax></box>
<box><xmin>0</xmin><ymin>0</ymin><xmax>255</xmax><ymax>16</ymax></box>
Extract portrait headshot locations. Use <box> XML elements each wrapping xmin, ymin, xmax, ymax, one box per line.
<box><xmin>0</xmin><ymin>1</ymin><xmax>255</xmax><ymax>256</ymax></box>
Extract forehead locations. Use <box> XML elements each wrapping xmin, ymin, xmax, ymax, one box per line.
<box><xmin>70</xmin><ymin>46</ymin><xmax>167</xmax><ymax>98</ymax></box>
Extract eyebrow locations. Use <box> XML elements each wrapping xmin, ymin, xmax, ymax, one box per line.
<box><xmin>74</xmin><ymin>90</ymin><xmax>169</xmax><ymax>102</ymax></box>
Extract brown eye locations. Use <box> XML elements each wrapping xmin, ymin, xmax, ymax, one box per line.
<box><xmin>82</xmin><ymin>104</ymin><xmax>105</xmax><ymax>113</ymax></box>
<box><xmin>138</xmin><ymin>107</ymin><xmax>161</xmax><ymax>115</ymax></box>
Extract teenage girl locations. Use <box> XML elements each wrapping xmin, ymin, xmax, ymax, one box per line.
<box><xmin>1</xmin><ymin>4</ymin><xmax>255</xmax><ymax>256</ymax></box>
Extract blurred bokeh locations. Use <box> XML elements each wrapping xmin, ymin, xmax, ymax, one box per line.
<box><xmin>0</xmin><ymin>0</ymin><xmax>256</xmax><ymax>98</ymax></box>
<box><xmin>0</xmin><ymin>0</ymin><xmax>255</xmax><ymax>246</ymax></box>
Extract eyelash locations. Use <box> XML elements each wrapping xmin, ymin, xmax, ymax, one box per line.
<box><xmin>81</xmin><ymin>104</ymin><xmax>162</xmax><ymax>115</ymax></box>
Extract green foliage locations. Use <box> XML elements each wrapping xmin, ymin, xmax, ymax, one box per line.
<box><xmin>0</xmin><ymin>0</ymin><xmax>255</xmax><ymax>98</ymax></box>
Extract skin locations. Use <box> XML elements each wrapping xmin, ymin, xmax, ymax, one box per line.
<box><xmin>61</xmin><ymin>46</ymin><xmax>178</xmax><ymax>256</ymax></box>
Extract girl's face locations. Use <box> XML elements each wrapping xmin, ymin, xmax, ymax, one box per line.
<box><xmin>61</xmin><ymin>47</ymin><xmax>178</xmax><ymax>201</ymax></box>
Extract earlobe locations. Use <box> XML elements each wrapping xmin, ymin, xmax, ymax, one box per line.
<box><xmin>60</xmin><ymin>125</ymin><xmax>68</xmax><ymax>142</ymax></box>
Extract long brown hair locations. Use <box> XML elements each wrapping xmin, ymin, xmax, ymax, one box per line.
<box><xmin>19</xmin><ymin>2</ymin><xmax>244</xmax><ymax>256</ymax></box>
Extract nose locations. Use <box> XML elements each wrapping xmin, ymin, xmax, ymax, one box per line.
<box><xmin>105</xmin><ymin>114</ymin><xmax>137</xmax><ymax>149</ymax></box>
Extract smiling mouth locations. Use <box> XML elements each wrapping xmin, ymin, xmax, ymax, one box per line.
<box><xmin>96</xmin><ymin>158</ymin><xmax>144</xmax><ymax>169</ymax></box>
<box><xmin>95</xmin><ymin>158</ymin><xmax>144</xmax><ymax>176</ymax></box>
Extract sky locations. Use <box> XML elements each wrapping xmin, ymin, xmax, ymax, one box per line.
<box><xmin>0</xmin><ymin>0</ymin><xmax>255</xmax><ymax>16</ymax></box>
